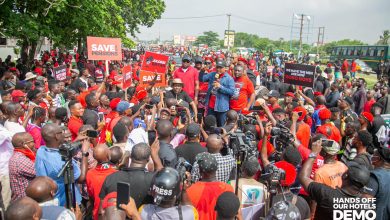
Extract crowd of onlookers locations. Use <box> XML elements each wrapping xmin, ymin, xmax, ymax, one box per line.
<box><xmin>0</xmin><ymin>50</ymin><xmax>389</xmax><ymax>220</ymax></box>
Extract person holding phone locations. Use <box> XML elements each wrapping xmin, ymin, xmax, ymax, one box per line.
<box><xmin>229</xmin><ymin>65</ymin><xmax>255</xmax><ymax>114</ymax></box>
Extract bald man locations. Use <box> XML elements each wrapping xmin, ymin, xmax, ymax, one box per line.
<box><xmin>9</xmin><ymin>132</ymin><xmax>36</xmax><ymax>201</ymax></box>
<box><xmin>35</xmin><ymin>123</ymin><xmax>90</xmax><ymax>206</ymax></box>
<box><xmin>5</xmin><ymin>197</ymin><xmax>42</xmax><ymax>220</ymax></box>
<box><xmin>156</xmin><ymin>119</ymin><xmax>177</xmax><ymax>168</ymax></box>
<box><xmin>191</xmin><ymin>134</ymin><xmax>235</xmax><ymax>182</ymax></box>
<box><xmin>223</xmin><ymin>110</ymin><xmax>238</xmax><ymax>132</ymax></box>
<box><xmin>26</xmin><ymin>176</ymin><xmax>75</xmax><ymax>219</ymax></box>
<box><xmin>86</xmin><ymin>143</ymin><xmax>117</xmax><ymax>220</ymax></box>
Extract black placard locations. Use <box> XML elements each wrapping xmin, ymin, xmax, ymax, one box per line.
<box><xmin>283</xmin><ymin>63</ymin><xmax>315</xmax><ymax>88</ymax></box>
<box><xmin>53</xmin><ymin>65</ymin><xmax>67</xmax><ymax>81</ymax></box>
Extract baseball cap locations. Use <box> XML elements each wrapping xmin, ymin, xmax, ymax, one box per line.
<box><xmin>285</xmin><ymin>92</ymin><xmax>295</xmax><ymax>98</ymax></box>
<box><xmin>116</xmin><ymin>101</ymin><xmax>134</xmax><ymax>114</ymax></box>
<box><xmin>248</xmin><ymin>60</ymin><xmax>256</xmax><ymax>70</ymax></box>
<box><xmin>11</xmin><ymin>90</ymin><xmax>26</xmax><ymax>98</ymax></box>
<box><xmin>196</xmin><ymin>152</ymin><xmax>218</xmax><ymax>173</ymax></box>
<box><xmin>360</xmin><ymin>112</ymin><xmax>374</xmax><ymax>124</ymax></box>
<box><xmin>172</xmin><ymin>78</ymin><xmax>184</xmax><ymax>85</ymax></box>
<box><xmin>319</xmin><ymin>108</ymin><xmax>331</xmax><ymax>121</ymax></box>
<box><xmin>322</xmin><ymin>139</ymin><xmax>340</xmax><ymax>155</ymax></box>
<box><xmin>346</xmin><ymin>161</ymin><xmax>370</xmax><ymax>189</ymax></box>
<box><xmin>109</xmin><ymin>98</ymin><xmax>122</xmax><ymax>110</ymax></box>
<box><xmin>268</xmin><ymin>90</ymin><xmax>280</xmax><ymax>98</ymax></box>
<box><xmin>182</xmin><ymin>55</ymin><xmax>191</xmax><ymax>62</ymax></box>
<box><xmin>194</xmin><ymin>56</ymin><xmax>203</xmax><ymax>64</ymax></box>
<box><xmin>216</xmin><ymin>58</ymin><xmax>226</xmax><ymax>68</ymax></box>
<box><xmin>215</xmin><ymin>192</ymin><xmax>240</xmax><ymax>218</ymax></box>
<box><xmin>133</xmin><ymin>118</ymin><xmax>146</xmax><ymax>129</ymax></box>
<box><xmin>292</xmin><ymin>106</ymin><xmax>307</xmax><ymax>121</ymax></box>
<box><xmin>186</xmin><ymin>123</ymin><xmax>200</xmax><ymax>138</ymax></box>
<box><xmin>160</xmin><ymin>108</ymin><xmax>170</xmax><ymax>115</ymax></box>
<box><xmin>342</xmin><ymin>97</ymin><xmax>354</xmax><ymax>106</ymax></box>
<box><xmin>304</xmin><ymin>105</ymin><xmax>315</xmax><ymax>114</ymax></box>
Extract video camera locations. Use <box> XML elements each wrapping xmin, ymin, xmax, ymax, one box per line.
<box><xmin>176</xmin><ymin>157</ymin><xmax>192</xmax><ymax>180</ymax></box>
<box><xmin>269</xmin><ymin>123</ymin><xmax>295</xmax><ymax>158</ymax></box>
<box><xmin>261</xmin><ymin>165</ymin><xmax>286</xmax><ymax>194</ymax></box>
<box><xmin>229</xmin><ymin>129</ymin><xmax>258</xmax><ymax>161</ymax></box>
<box><xmin>59</xmin><ymin>141</ymin><xmax>82</xmax><ymax>161</ymax></box>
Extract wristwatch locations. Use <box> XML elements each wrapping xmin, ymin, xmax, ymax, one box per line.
<box><xmin>308</xmin><ymin>152</ymin><xmax>318</xmax><ymax>159</ymax></box>
<box><xmin>82</xmin><ymin>151</ymin><xmax>89</xmax><ymax>157</ymax></box>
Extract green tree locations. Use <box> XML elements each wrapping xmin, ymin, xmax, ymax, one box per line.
<box><xmin>194</xmin><ymin>31</ymin><xmax>220</xmax><ymax>47</ymax></box>
<box><xmin>234</xmin><ymin>32</ymin><xmax>259</xmax><ymax>48</ymax></box>
<box><xmin>377</xmin><ymin>30</ymin><xmax>390</xmax><ymax>45</ymax></box>
<box><xmin>0</xmin><ymin>0</ymin><xmax>165</xmax><ymax>65</ymax></box>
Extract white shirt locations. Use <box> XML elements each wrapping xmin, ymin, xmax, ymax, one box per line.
<box><xmin>0</xmin><ymin>125</ymin><xmax>14</xmax><ymax>175</ymax></box>
<box><xmin>126</xmin><ymin>127</ymin><xmax>148</xmax><ymax>152</ymax></box>
<box><xmin>4</xmin><ymin>120</ymin><xmax>25</xmax><ymax>136</ymax></box>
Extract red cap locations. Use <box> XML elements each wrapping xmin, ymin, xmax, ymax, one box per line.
<box><xmin>238</xmin><ymin>57</ymin><xmax>248</xmax><ymax>65</ymax></box>
<box><xmin>109</xmin><ymin>98</ymin><xmax>121</xmax><ymax>110</ymax></box>
<box><xmin>314</xmin><ymin>91</ymin><xmax>323</xmax><ymax>97</ymax></box>
<box><xmin>98</xmin><ymin>61</ymin><xmax>103</xmax><ymax>66</ymax></box>
<box><xmin>319</xmin><ymin>108</ymin><xmax>331</xmax><ymax>121</ymax></box>
<box><xmin>9</xmin><ymin>67</ymin><xmax>17</xmax><ymax>71</ymax></box>
<box><xmin>136</xmin><ymin>89</ymin><xmax>148</xmax><ymax>101</ymax></box>
<box><xmin>11</xmin><ymin>90</ymin><xmax>26</xmax><ymax>97</ymax></box>
<box><xmin>285</xmin><ymin>92</ymin><xmax>295</xmax><ymax>98</ymax></box>
<box><xmin>274</xmin><ymin>161</ymin><xmax>297</xmax><ymax>186</ymax></box>
<box><xmin>360</xmin><ymin>112</ymin><xmax>374</xmax><ymax>123</ymax></box>
<box><xmin>293</xmin><ymin>106</ymin><xmax>307</xmax><ymax>121</ymax></box>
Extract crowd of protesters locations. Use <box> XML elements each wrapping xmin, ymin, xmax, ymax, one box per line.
<box><xmin>0</xmin><ymin>47</ymin><xmax>389</xmax><ymax>220</ymax></box>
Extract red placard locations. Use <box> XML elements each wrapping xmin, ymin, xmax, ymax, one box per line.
<box><xmin>139</xmin><ymin>70</ymin><xmax>167</xmax><ymax>87</ymax></box>
<box><xmin>141</xmin><ymin>51</ymin><xmax>169</xmax><ymax>74</ymax></box>
<box><xmin>122</xmin><ymin>65</ymin><xmax>132</xmax><ymax>89</ymax></box>
<box><xmin>87</xmin><ymin>36</ymin><xmax>122</xmax><ymax>61</ymax></box>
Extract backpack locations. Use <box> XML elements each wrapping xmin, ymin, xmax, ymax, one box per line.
<box><xmin>266</xmin><ymin>196</ymin><xmax>301</xmax><ymax>220</ymax></box>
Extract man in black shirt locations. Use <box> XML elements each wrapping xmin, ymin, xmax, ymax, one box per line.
<box><xmin>175</xmin><ymin>123</ymin><xmax>206</xmax><ymax>165</ymax></box>
<box><xmin>165</xmin><ymin>78</ymin><xmax>198</xmax><ymax>120</ymax></box>
<box><xmin>156</xmin><ymin>119</ymin><xmax>178</xmax><ymax>168</ymax></box>
<box><xmin>99</xmin><ymin>142</ymin><xmax>162</xmax><ymax>214</ymax></box>
<box><xmin>299</xmin><ymin>140</ymin><xmax>371</xmax><ymax>220</ymax></box>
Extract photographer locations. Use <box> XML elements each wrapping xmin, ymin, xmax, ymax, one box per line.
<box><xmin>191</xmin><ymin>134</ymin><xmax>235</xmax><ymax>183</ymax></box>
<box><xmin>138</xmin><ymin>167</ymin><xmax>198</xmax><ymax>219</ymax></box>
<box><xmin>260</xmin><ymin>123</ymin><xmax>310</xmax><ymax>219</ymax></box>
<box><xmin>164</xmin><ymin>78</ymin><xmax>198</xmax><ymax>122</ymax></box>
<box><xmin>35</xmin><ymin>123</ymin><xmax>90</xmax><ymax>206</ymax></box>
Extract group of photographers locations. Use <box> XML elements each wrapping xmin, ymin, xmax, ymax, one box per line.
<box><xmin>1</xmin><ymin>52</ymin><xmax>390</xmax><ymax>220</ymax></box>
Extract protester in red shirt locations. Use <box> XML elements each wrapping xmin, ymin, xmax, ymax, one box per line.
<box><xmin>266</xmin><ymin>90</ymin><xmax>281</xmax><ymax>112</ymax></box>
<box><xmin>341</xmin><ymin>58</ymin><xmax>349</xmax><ymax>77</ymax></box>
<box><xmin>229</xmin><ymin>65</ymin><xmax>255</xmax><ymax>113</ymax></box>
<box><xmin>86</xmin><ymin>144</ymin><xmax>117</xmax><ymax>220</ymax></box>
<box><xmin>363</xmin><ymin>90</ymin><xmax>376</xmax><ymax>112</ymax></box>
<box><xmin>68</xmin><ymin>100</ymin><xmax>85</xmax><ymax>140</ymax></box>
<box><xmin>350</xmin><ymin>58</ymin><xmax>357</xmax><ymax>78</ymax></box>
<box><xmin>173</xmin><ymin>55</ymin><xmax>199</xmax><ymax>102</ymax></box>
<box><xmin>316</xmin><ymin>108</ymin><xmax>342</xmax><ymax>143</ymax></box>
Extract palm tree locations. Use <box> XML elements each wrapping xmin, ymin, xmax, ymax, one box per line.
<box><xmin>378</xmin><ymin>30</ymin><xmax>390</xmax><ymax>45</ymax></box>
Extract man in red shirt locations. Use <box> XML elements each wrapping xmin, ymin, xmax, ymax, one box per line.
<box><xmin>68</xmin><ymin>100</ymin><xmax>85</xmax><ymax>140</ymax></box>
<box><xmin>173</xmin><ymin>55</ymin><xmax>199</xmax><ymax>103</ymax></box>
<box><xmin>363</xmin><ymin>90</ymin><xmax>376</xmax><ymax>112</ymax></box>
<box><xmin>266</xmin><ymin>90</ymin><xmax>281</xmax><ymax>112</ymax></box>
<box><xmin>350</xmin><ymin>58</ymin><xmax>357</xmax><ymax>78</ymax></box>
<box><xmin>316</xmin><ymin>108</ymin><xmax>342</xmax><ymax>143</ymax></box>
<box><xmin>229</xmin><ymin>65</ymin><xmax>255</xmax><ymax>114</ymax></box>
<box><xmin>184</xmin><ymin>152</ymin><xmax>233</xmax><ymax>220</ymax></box>
<box><xmin>341</xmin><ymin>58</ymin><xmax>349</xmax><ymax>77</ymax></box>
<box><xmin>86</xmin><ymin>143</ymin><xmax>117</xmax><ymax>220</ymax></box>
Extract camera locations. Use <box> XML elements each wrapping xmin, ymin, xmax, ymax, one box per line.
<box><xmin>261</xmin><ymin>165</ymin><xmax>286</xmax><ymax>194</ymax></box>
<box><xmin>176</xmin><ymin>157</ymin><xmax>192</xmax><ymax>181</ymax></box>
<box><xmin>270</xmin><ymin>123</ymin><xmax>295</xmax><ymax>152</ymax></box>
<box><xmin>59</xmin><ymin>141</ymin><xmax>82</xmax><ymax>160</ymax></box>
<box><xmin>229</xmin><ymin>130</ymin><xmax>258</xmax><ymax>160</ymax></box>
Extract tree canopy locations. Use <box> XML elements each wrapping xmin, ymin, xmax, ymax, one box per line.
<box><xmin>194</xmin><ymin>31</ymin><xmax>220</xmax><ymax>47</ymax></box>
<box><xmin>0</xmin><ymin>0</ymin><xmax>165</xmax><ymax>63</ymax></box>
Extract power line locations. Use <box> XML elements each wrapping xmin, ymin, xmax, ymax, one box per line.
<box><xmin>231</xmin><ymin>14</ymin><xmax>291</xmax><ymax>28</ymax></box>
<box><xmin>161</xmin><ymin>14</ymin><xmax>226</xmax><ymax>20</ymax></box>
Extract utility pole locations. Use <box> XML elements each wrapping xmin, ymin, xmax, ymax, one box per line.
<box><xmin>298</xmin><ymin>14</ymin><xmax>304</xmax><ymax>59</ymax></box>
<box><xmin>316</xmin><ymin>27</ymin><xmax>325</xmax><ymax>55</ymax></box>
<box><xmin>227</xmin><ymin>13</ymin><xmax>231</xmax><ymax>51</ymax></box>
